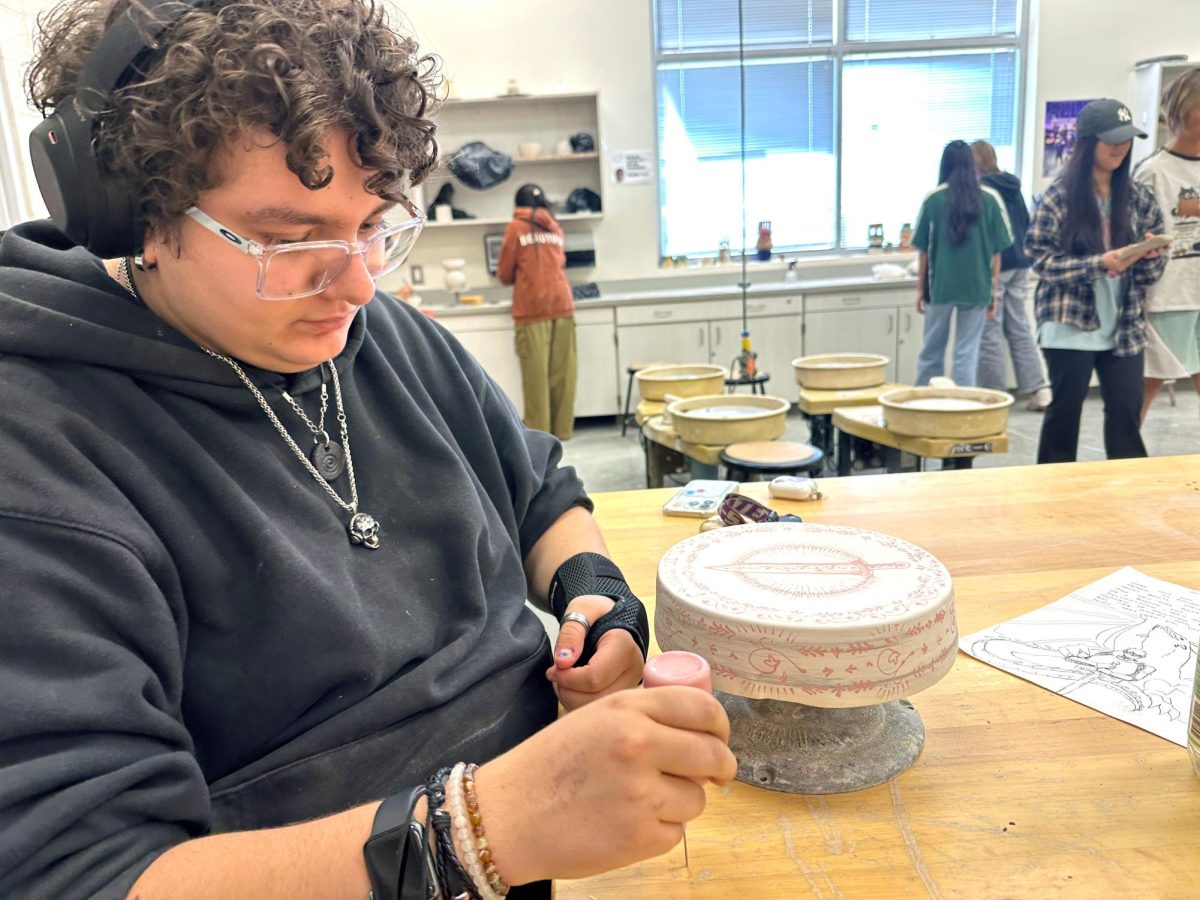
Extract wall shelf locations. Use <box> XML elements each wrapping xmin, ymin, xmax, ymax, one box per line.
<box><xmin>425</xmin><ymin>211</ymin><xmax>604</xmax><ymax>229</ymax></box>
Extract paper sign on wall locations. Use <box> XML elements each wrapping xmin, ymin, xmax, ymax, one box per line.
<box><xmin>611</xmin><ymin>150</ymin><xmax>653</xmax><ymax>184</ymax></box>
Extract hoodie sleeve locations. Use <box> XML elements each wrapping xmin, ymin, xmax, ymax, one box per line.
<box><xmin>496</xmin><ymin>221</ymin><xmax>519</xmax><ymax>287</ymax></box>
<box><xmin>0</xmin><ymin>515</ymin><xmax>209</xmax><ymax>900</ymax></box>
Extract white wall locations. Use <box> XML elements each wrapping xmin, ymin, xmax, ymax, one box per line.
<box><xmin>1027</xmin><ymin>0</ymin><xmax>1200</xmax><ymax>193</ymax></box>
<box><xmin>4</xmin><ymin>0</ymin><xmax>1200</xmax><ymax>271</ymax></box>
<box><xmin>395</xmin><ymin>0</ymin><xmax>661</xmax><ymax>286</ymax></box>
<box><xmin>0</xmin><ymin>0</ymin><xmax>48</xmax><ymax>223</ymax></box>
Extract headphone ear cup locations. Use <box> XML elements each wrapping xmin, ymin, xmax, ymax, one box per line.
<box><xmin>29</xmin><ymin>104</ymin><xmax>142</xmax><ymax>257</ymax></box>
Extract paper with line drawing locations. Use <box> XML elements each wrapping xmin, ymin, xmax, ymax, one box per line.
<box><xmin>960</xmin><ymin>567</ymin><xmax>1200</xmax><ymax>745</ymax></box>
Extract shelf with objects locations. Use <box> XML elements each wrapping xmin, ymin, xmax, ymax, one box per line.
<box><xmin>414</xmin><ymin>91</ymin><xmax>605</xmax><ymax>228</ymax></box>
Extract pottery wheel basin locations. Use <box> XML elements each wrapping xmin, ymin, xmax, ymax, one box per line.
<box><xmin>666</xmin><ymin>394</ymin><xmax>790</xmax><ymax>445</ymax></box>
<box><xmin>792</xmin><ymin>353</ymin><xmax>888</xmax><ymax>390</ymax></box>
<box><xmin>635</xmin><ymin>364</ymin><xmax>727</xmax><ymax>401</ymax></box>
<box><xmin>879</xmin><ymin>386</ymin><xmax>1013</xmax><ymax>438</ymax></box>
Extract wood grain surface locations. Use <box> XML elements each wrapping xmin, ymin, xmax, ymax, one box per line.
<box><xmin>555</xmin><ymin>456</ymin><xmax>1200</xmax><ymax>900</ymax></box>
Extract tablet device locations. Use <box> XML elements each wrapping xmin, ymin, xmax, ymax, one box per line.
<box><xmin>1114</xmin><ymin>234</ymin><xmax>1173</xmax><ymax>262</ymax></box>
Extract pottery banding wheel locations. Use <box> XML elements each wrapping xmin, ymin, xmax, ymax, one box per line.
<box><xmin>656</xmin><ymin>522</ymin><xmax>957</xmax><ymax>793</ymax></box>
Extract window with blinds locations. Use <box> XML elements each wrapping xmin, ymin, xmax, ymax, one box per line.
<box><xmin>652</xmin><ymin>0</ymin><xmax>1024</xmax><ymax>257</ymax></box>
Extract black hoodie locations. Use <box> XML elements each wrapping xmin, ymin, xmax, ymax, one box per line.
<box><xmin>981</xmin><ymin>171</ymin><xmax>1032</xmax><ymax>271</ymax></box>
<box><xmin>0</xmin><ymin>220</ymin><xmax>587</xmax><ymax>898</ymax></box>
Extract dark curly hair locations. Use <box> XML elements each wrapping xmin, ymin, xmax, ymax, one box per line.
<box><xmin>27</xmin><ymin>0</ymin><xmax>441</xmax><ymax>240</ymax></box>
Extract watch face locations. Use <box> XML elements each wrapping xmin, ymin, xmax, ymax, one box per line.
<box><xmin>399</xmin><ymin>821</ymin><xmax>439</xmax><ymax>898</ymax></box>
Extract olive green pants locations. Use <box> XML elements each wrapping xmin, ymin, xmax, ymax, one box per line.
<box><xmin>515</xmin><ymin>317</ymin><xmax>577</xmax><ymax>439</ymax></box>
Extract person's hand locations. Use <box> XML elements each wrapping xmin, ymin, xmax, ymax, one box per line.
<box><xmin>546</xmin><ymin>595</ymin><xmax>644</xmax><ymax>710</ymax></box>
<box><xmin>916</xmin><ymin>294</ymin><xmax>926</xmax><ymax>314</ymax></box>
<box><xmin>473</xmin><ymin>686</ymin><xmax>737</xmax><ymax>884</ymax></box>
<box><xmin>1140</xmin><ymin>231</ymin><xmax>1170</xmax><ymax>260</ymax></box>
<box><xmin>1101</xmin><ymin>249</ymin><xmax>1134</xmax><ymax>278</ymax></box>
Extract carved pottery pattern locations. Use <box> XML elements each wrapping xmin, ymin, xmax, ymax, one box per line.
<box><xmin>657</xmin><ymin>523</ymin><xmax>950</xmax><ymax>626</ymax></box>
<box><xmin>655</xmin><ymin>523</ymin><xmax>957</xmax><ymax>707</ymax></box>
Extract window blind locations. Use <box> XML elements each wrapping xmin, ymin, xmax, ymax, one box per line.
<box><xmin>844</xmin><ymin>0</ymin><xmax>1019</xmax><ymax>43</ymax></box>
<box><xmin>840</xmin><ymin>50</ymin><xmax>1018</xmax><ymax>246</ymax></box>
<box><xmin>658</xmin><ymin>58</ymin><xmax>837</xmax><ymax>256</ymax></box>
<box><xmin>657</xmin><ymin>0</ymin><xmax>834</xmax><ymax>53</ymax></box>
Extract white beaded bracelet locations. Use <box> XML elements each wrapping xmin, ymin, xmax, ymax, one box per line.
<box><xmin>447</xmin><ymin>762</ymin><xmax>503</xmax><ymax>900</ymax></box>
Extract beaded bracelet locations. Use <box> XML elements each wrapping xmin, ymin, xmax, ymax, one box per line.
<box><xmin>447</xmin><ymin>762</ymin><xmax>508</xmax><ymax>899</ymax></box>
<box><xmin>464</xmin><ymin>764</ymin><xmax>510</xmax><ymax>897</ymax></box>
<box><xmin>425</xmin><ymin>767</ymin><xmax>479</xmax><ymax>900</ymax></box>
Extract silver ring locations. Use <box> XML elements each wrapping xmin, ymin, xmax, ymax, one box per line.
<box><xmin>561</xmin><ymin>611</ymin><xmax>591</xmax><ymax>631</ymax></box>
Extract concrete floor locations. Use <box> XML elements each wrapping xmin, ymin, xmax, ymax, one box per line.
<box><xmin>559</xmin><ymin>386</ymin><xmax>1200</xmax><ymax>494</ymax></box>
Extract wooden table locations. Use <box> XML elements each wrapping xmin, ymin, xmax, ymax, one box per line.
<box><xmin>832</xmin><ymin>404</ymin><xmax>1009</xmax><ymax>475</ymax></box>
<box><xmin>558</xmin><ymin>456</ymin><xmax>1200</xmax><ymax>899</ymax></box>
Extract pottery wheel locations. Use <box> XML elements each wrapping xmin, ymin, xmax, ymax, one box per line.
<box><xmin>655</xmin><ymin>522</ymin><xmax>957</xmax><ymax>793</ymax></box>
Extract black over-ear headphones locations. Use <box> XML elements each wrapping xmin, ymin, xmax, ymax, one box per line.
<box><xmin>28</xmin><ymin>0</ymin><xmax>205</xmax><ymax>257</ymax></box>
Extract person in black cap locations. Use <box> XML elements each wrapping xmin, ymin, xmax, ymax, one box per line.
<box><xmin>1026</xmin><ymin>98</ymin><xmax>1169</xmax><ymax>463</ymax></box>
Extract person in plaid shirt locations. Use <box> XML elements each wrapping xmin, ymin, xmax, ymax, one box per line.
<box><xmin>1026</xmin><ymin>99</ymin><xmax>1169</xmax><ymax>464</ymax></box>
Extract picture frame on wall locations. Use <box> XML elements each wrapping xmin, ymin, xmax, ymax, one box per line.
<box><xmin>1043</xmin><ymin>99</ymin><xmax>1096</xmax><ymax>178</ymax></box>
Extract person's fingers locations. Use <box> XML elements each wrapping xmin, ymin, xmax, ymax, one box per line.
<box><xmin>648</xmin><ymin>773</ymin><xmax>710</xmax><ymax>824</ymax></box>
<box><xmin>616</xmin><ymin>685</ymin><xmax>732</xmax><ymax>743</ymax></box>
<box><xmin>551</xmin><ymin>629</ymin><xmax>641</xmax><ymax>692</ymax></box>
<box><xmin>551</xmin><ymin>594</ymin><xmax>615</xmax><ymax>669</ymax></box>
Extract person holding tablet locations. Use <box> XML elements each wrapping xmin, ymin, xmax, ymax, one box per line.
<box><xmin>1026</xmin><ymin>99</ymin><xmax>1169</xmax><ymax>463</ymax></box>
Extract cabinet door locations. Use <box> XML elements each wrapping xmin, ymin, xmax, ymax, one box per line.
<box><xmin>710</xmin><ymin>315</ymin><xmax>803</xmax><ymax>390</ymax></box>
<box><xmin>575</xmin><ymin>322</ymin><xmax>619</xmax><ymax>416</ymax></box>
<box><xmin>452</xmin><ymin>328</ymin><xmax>525</xmax><ymax>411</ymax></box>
<box><xmin>803</xmin><ymin>308</ymin><xmax>898</xmax><ymax>382</ymax></box>
<box><xmin>895</xmin><ymin>307</ymin><xmax>921</xmax><ymax>386</ymax></box>
<box><xmin>616</xmin><ymin>321</ymin><xmax>710</xmax><ymax>376</ymax></box>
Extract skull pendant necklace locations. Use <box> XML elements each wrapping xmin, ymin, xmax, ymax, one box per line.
<box><xmin>112</xmin><ymin>258</ymin><xmax>380</xmax><ymax>549</ymax></box>
<box><xmin>206</xmin><ymin>351</ymin><xmax>382</xmax><ymax>550</ymax></box>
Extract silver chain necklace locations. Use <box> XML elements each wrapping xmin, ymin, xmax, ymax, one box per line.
<box><xmin>113</xmin><ymin>258</ymin><xmax>380</xmax><ymax>549</ymax></box>
<box><xmin>281</xmin><ymin>379</ymin><xmax>346</xmax><ymax>481</ymax></box>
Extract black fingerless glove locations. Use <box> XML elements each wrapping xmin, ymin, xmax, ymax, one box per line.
<box><xmin>548</xmin><ymin>551</ymin><xmax>649</xmax><ymax>666</ymax></box>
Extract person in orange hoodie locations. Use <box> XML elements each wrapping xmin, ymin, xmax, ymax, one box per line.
<box><xmin>497</xmin><ymin>183</ymin><xmax>577</xmax><ymax>438</ymax></box>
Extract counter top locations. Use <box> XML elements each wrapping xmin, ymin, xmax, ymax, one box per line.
<box><xmin>422</xmin><ymin>272</ymin><xmax>917</xmax><ymax>318</ymax></box>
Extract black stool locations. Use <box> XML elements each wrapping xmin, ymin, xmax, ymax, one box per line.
<box><xmin>621</xmin><ymin>362</ymin><xmax>664</xmax><ymax>436</ymax></box>
<box><xmin>724</xmin><ymin>372</ymin><xmax>770</xmax><ymax>395</ymax></box>
<box><xmin>721</xmin><ymin>440</ymin><xmax>825</xmax><ymax>482</ymax></box>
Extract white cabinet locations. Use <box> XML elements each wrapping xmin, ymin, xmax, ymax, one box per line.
<box><xmin>802</xmin><ymin>287</ymin><xmax>919</xmax><ymax>385</ymax></box>
<box><xmin>616</xmin><ymin>320</ymin><xmax>710</xmax><ymax>375</ymax></box>
<box><xmin>895</xmin><ymin>307</ymin><xmax>921</xmax><ymax>386</ymax></box>
<box><xmin>804</xmin><ymin>308</ymin><xmax>900</xmax><ymax>382</ymax></box>
<box><xmin>575</xmin><ymin>317</ymin><xmax>619</xmax><ymax>416</ymax></box>
<box><xmin>450</xmin><ymin>325</ymin><xmax>526</xmax><ymax>410</ymax></box>
<box><xmin>616</xmin><ymin>295</ymin><xmax>803</xmax><ymax>394</ymax></box>
<box><xmin>710</xmin><ymin>314</ymin><xmax>804</xmax><ymax>393</ymax></box>
<box><xmin>440</xmin><ymin>307</ymin><xmax>621</xmax><ymax>419</ymax></box>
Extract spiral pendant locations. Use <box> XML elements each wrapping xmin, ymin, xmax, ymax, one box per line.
<box><xmin>311</xmin><ymin>439</ymin><xmax>346</xmax><ymax>481</ymax></box>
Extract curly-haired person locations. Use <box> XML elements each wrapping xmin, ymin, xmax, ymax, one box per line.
<box><xmin>0</xmin><ymin>2</ymin><xmax>735</xmax><ymax>898</ymax></box>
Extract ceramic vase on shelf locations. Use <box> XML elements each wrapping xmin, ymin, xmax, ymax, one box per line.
<box><xmin>442</xmin><ymin>258</ymin><xmax>468</xmax><ymax>292</ymax></box>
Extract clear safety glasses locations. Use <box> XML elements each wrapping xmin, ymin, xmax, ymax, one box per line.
<box><xmin>184</xmin><ymin>197</ymin><xmax>425</xmax><ymax>300</ymax></box>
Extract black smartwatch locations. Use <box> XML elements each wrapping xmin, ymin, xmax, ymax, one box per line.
<box><xmin>363</xmin><ymin>786</ymin><xmax>437</xmax><ymax>900</ymax></box>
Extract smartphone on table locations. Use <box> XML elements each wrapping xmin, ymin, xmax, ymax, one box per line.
<box><xmin>662</xmin><ymin>479</ymin><xmax>739</xmax><ymax>518</ymax></box>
